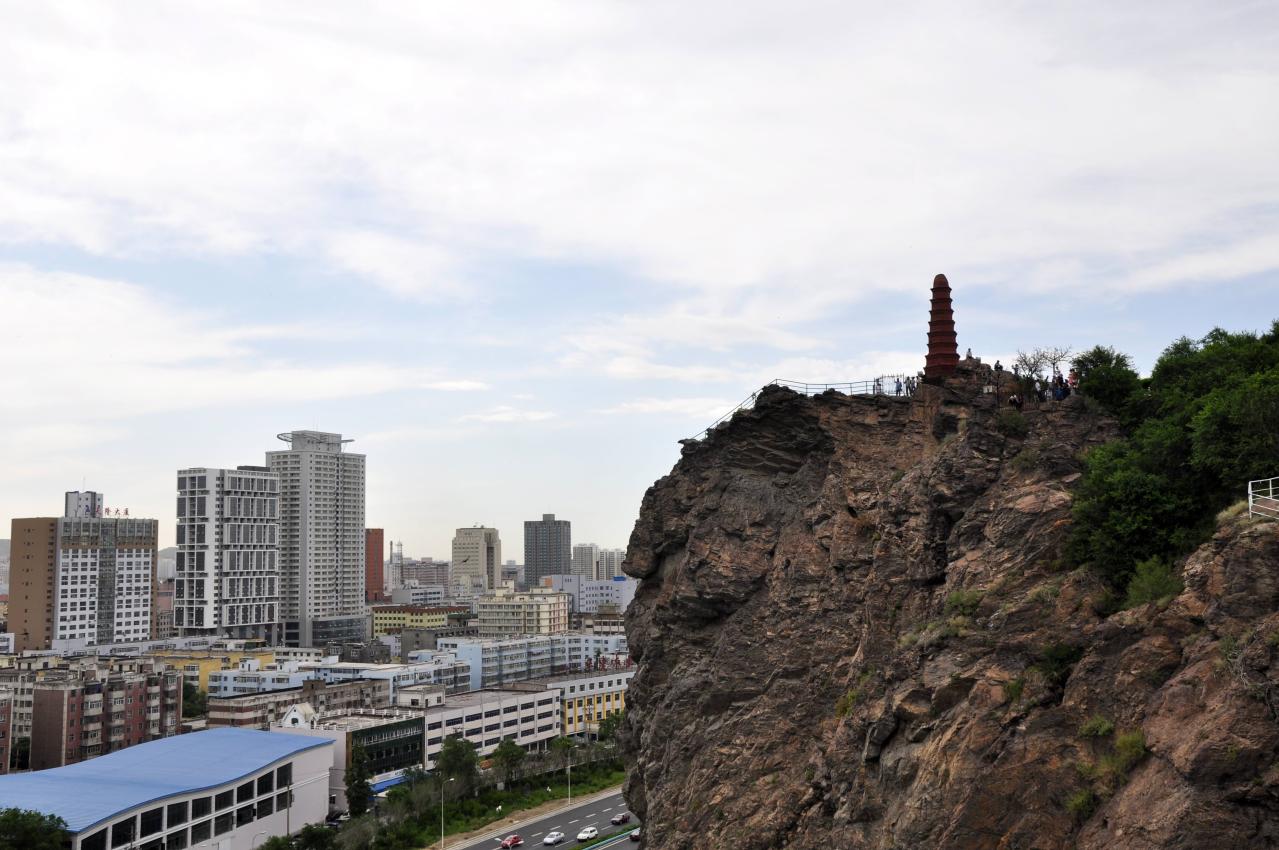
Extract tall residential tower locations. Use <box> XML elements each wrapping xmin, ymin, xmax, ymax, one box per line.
<box><xmin>175</xmin><ymin>466</ymin><xmax>281</xmax><ymax>642</ymax></box>
<box><xmin>267</xmin><ymin>431</ymin><xmax>367</xmax><ymax>647</ymax></box>
<box><xmin>451</xmin><ymin>526</ymin><xmax>501</xmax><ymax>593</ymax></box>
<box><xmin>524</xmin><ymin>513</ymin><xmax>571</xmax><ymax>586</ymax></box>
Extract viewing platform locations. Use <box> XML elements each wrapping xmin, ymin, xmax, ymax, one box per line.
<box><xmin>1249</xmin><ymin>477</ymin><xmax>1279</xmax><ymax>519</ymax></box>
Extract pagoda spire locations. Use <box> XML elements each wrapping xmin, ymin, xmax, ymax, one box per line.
<box><xmin>924</xmin><ymin>273</ymin><xmax>959</xmax><ymax>381</ymax></box>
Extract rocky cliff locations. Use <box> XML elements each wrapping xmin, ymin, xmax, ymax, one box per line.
<box><xmin>621</xmin><ymin>371</ymin><xmax>1279</xmax><ymax>849</ymax></box>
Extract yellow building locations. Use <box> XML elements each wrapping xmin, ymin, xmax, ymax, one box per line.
<box><xmin>543</xmin><ymin>668</ymin><xmax>635</xmax><ymax>737</ymax></box>
<box><xmin>370</xmin><ymin>605</ymin><xmax>468</xmax><ymax>638</ymax></box>
<box><xmin>149</xmin><ymin>645</ymin><xmax>276</xmax><ymax>691</ymax></box>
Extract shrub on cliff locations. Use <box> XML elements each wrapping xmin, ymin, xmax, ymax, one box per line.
<box><xmin>1072</xmin><ymin>345</ymin><xmax>1142</xmax><ymax>423</ymax></box>
<box><xmin>1069</xmin><ymin>322</ymin><xmax>1279</xmax><ymax>586</ymax></box>
<box><xmin>1123</xmin><ymin>557</ymin><xmax>1183</xmax><ymax>608</ymax></box>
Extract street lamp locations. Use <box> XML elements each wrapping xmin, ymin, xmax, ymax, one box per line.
<box><xmin>250</xmin><ymin>831</ymin><xmax>269</xmax><ymax>848</ymax></box>
<box><xmin>441</xmin><ymin>776</ymin><xmax>455</xmax><ymax>849</ymax></box>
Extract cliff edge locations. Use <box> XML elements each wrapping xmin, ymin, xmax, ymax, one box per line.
<box><xmin>621</xmin><ymin>375</ymin><xmax>1279</xmax><ymax>849</ymax></box>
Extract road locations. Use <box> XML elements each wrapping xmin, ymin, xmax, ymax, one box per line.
<box><xmin>448</xmin><ymin>789</ymin><xmax>638</xmax><ymax>850</ymax></box>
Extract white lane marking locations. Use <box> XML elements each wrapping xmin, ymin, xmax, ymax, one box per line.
<box><xmin>569</xmin><ymin>819</ymin><xmax>579</xmax><ymax>823</ymax></box>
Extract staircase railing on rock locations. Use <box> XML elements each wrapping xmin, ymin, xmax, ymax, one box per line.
<box><xmin>686</xmin><ymin>375</ymin><xmax>914</xmax><ymax>442</ymax></box>
<box><xmin>1249</xmin><ymin>477</ymin><xmax>1279</xmax><ymax>519</ymax></box>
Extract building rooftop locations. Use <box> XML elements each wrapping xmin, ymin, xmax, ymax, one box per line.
<box><xmin>428</xmin><ymin>688</ymin><xmax>545</xmax><ymax>710</ymax></box>
<box><xmin>0</xmin><ymin>728</ymin><xmax>331</xmax><ymax>833</ymax></box>
<box><xmin>308</xmin><ymin>710</ymin><xmax>424</xmax><ymax>731</ymax></box>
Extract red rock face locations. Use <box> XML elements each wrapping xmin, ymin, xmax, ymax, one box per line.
<box><xmin>620</xmin><ymin>382</ymin><xmax>1279</xmax><ymax>850</ymax></box>
<box><xmin>925</xmin><ymin>273</ymin><xmax>959</xmax><ymax>380</ymax></box>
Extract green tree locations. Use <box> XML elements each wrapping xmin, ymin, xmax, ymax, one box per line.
<box><xmin>550</xmin><ymin>735</ymin><xmax>574</xmax><ymax>768</ymax></box>
<box><xmin>1071</xmin><ymin>345</ymin><xmax>1142</xmax><ymax>422</ymax></box>
<box><xmin>345</xmin><ymin>744</ymin><xmax>373</xmax><ymax>817</ymax></box>
<box><xmin>182</xmin><ymin>680</ymin><xmax>207</xmax><ymax>718</ymax></box>
<box><xmin>295</xmin><ymin>823</ymin><xmax>338</xmax><ymax>850</ymax></box>
<box><xmin>596</xmin><ymin>709</ymin><xmax>624</xmax><ymax>742</ymax></box>
<box><xmin>259</xmin><ymin>837</ymin><xmax>292</xmax><ymax>850</ymax></box>
<box><xmin>492</xmin><ymin>738</ymin><xmax>526</xmax><ymax>786</ymax></box>
<box><xmin>437</xmin><ymin>734</ymin><xmax>479</xmax><ymax>787</ymax></box>
<box><xmin>1068</xmin><ymin>324</ymin><xmax>1279</xmax><ymax>587</ymax></box>
<box><xmin>0</xmin><ymin>808</ymin><xmax>69</xmax><ymax>850</ymax></box>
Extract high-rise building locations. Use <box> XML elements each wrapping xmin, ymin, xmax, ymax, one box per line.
<box><xmin>175</xmin><ymin>467</ymin><xmax>281</xmax><ymax>642</ymax></box>
<box><xmin>571</xmin><ymin>543</ymin><xmax>599</xmax><ymax>579</ymax></box>
<box><xmin>598</xmin><ymin>548</ymin><xmax>626</xmax><ymax>580</ymax></box>
<box><xmin>267</xmin><ymin>431</ymin><xmax>367</xmax><ymax>647</ymax></box>
<box><xmin>524</xmin><ymin>513</ymin><xmax>571</xmax><ymax>586</ymax></box>
<box><xmin>365</xmin><ymin>528</ymin><xmax>386</xmax><ymax>603</ymax></box>
<box><xmin>9</xmin><ymin>517</ymin><xmax>58</xmax><ymax>652</ymax></box>
<box><xmin>10</xmin><ymin>492</ymin><xmax>160</xmax><ymax>651</ymax></box>
<box><xmin>451</xmin><ymin>526</ymin><xmax>501</xmax><ymax>592</ymax></box>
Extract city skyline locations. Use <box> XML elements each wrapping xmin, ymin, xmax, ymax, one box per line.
<box><xmin>2</xmin><ymin>3</ymin><xmax>1277</xmax><ymax>558</ymax></box>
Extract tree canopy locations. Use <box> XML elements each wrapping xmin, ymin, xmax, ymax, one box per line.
<box><xmin>1068</xmin><ymin>323</ymin><xmax>1279</xmax><ymax>585</ymax></box>
<box><xmin>346</xmin><ymin>744</ymin><xmax>372</xmax><ymax>817</ymax></box>
<box><xmin>0</xmin><ymin>808</ymin><xmax>69</xmax><ymax>850</ymax></box>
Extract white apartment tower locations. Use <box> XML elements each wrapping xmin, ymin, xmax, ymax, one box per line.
<box><xmin>53</xmin><ymin>492</ymin><xmax>158</xmax><ymax>648</ymax></box>
<box><xmin>598</xmin><ymin>548</ymin><xmax>625</xmax><ymax>580</ymax></box>
<box><xmin>451</xmin><ymin>526</ymin><xmax>501</xmax><ymax>593</ymax></box>
<box><xmin>175</xmin><ymin>466</ymin><xmax>281</xmax><ymax>642</ymax></box>
<box><xmin>571</xmin><ymin>543</ymin><xmax>600</xmax><ymax>579</ymax></box>
<box><xmin>267</xmin><ymin>431</ymin><xmax>368</xmax><ymax>647</ymax></box>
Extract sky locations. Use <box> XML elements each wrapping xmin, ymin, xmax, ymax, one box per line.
<box><xmin>2</xmin><ymin>1</ymin><xmax>1277</xmax><ymax>556</ymax></box>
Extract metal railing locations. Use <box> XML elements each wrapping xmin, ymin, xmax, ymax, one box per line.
<box><xmin>1249</xmin><ymin>477</ymin><xmax>1279</xmax><ymax>519</ymax></box>
<box><xmin>687</xmin><ymin>375</ymin><xmax>916</xmax><ymax>441</ymax></box>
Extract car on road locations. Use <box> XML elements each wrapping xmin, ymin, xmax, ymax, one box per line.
<box><xmin>610</xmin><ymin>813</ymin><xmax>631</xmax><ymax>825</ymax></box>
<box><xmin>629</xmin><ymin>828</ymin><xmax>641</xmax><ymax>842</ymax></box>
<box><xmin>500</xmin><ymin>836</ymin><xmax>524</xmax><ymax>848</ymax></box>
<box><xmin>576</xmin><ymin>826</ymin><xmax>598</xmax><ymax>841</ymax></box>
<box><xmin>543</xmin><ymin>832</ymin><xmax>565</xmax><ymax>845</ymax></box>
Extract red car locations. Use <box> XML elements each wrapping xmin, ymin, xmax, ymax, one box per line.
<box><xmin>610</xmin><ymin>813</ymin><xmax>631</xmax><ymax>825</ymax></box>
<box><xmin>500</xmin><ymin>837</ymin><xmax>524</xmax><ymax>849</ymax></box>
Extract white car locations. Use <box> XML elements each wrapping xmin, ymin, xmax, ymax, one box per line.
<box><xmin>544</xmin><ymin>832</ymin><xmax>565</xmax><ymax>845</ymax></box>
<box><xmin>576</xmin><ymin>826</ymin><xmax>599</xmax><ymax>841</ymax></box>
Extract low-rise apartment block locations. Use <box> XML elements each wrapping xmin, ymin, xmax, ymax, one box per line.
<box><xmin>534</xmin><ymin>668</ymin><xmax>635</xmax><ymax>738</ymax></box>
<box><xmin>422</xmin><ymin>688</ymin><xmax>560</xmax><ymax>770</ymax></box>
<box><xmin>475</xmin><ymin>588</ymin><xmax>570</xmax><ymax>636</ymax></box>
<box><xmin>370</xmin><ymin>604</ymin><xmax>468</xmax><ymax>638</ymax></box>
<box><xmin>436</xmin><ymin>632</ymin><xmax>629</xmax><ymax>691</ymax></box>
<box><xmin>208</xmin><ymin>677</ymin><xmax>392</xmax><ymax>729</ymax></box>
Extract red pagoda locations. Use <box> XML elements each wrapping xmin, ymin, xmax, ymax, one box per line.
<box><xmin>924</xmin><ymin>273</ymin><xmax>959</xmax><ymax>381</ymax></box>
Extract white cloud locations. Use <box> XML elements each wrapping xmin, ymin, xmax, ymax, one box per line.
<box><xmin>461</xmin><ymin>406</ymin><xmax>557</xmax><ymax>423</ymax></box>
<box><xmin>327</xmin><ymin>231</ymin><xmax>466</xmax><ymax>300</ymax></box>
<box><xmin>0</xmin><ymin>265</ymin><xmax>484</xmax><ymax>419</ymax></box>
<box><xmin>1</xmin><ymin>0</ymin><xmax>1274</xmax><ymax>322</ymax></box>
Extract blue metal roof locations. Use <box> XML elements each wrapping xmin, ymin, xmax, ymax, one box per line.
<box><xmin>0</xmin><ymin>728</ymin><xmax>332</xmax><ymax>833</ymax></box>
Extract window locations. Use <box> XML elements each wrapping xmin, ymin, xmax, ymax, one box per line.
<box><xmin>257</xmin><ymin>797</ymin><xmax>274</xmax><ymax>819</ymax></box>
<box><xmin>238</xmin><ymin>780</ymin><xmax>255</xmax><ymax>803</ymax></box>
<box><xmin>167</xmin><ymin>830</ymin><xmax>189</xmax><ymax>850</ymax></box>
<box><xmin>81</xmin><ymin>829</ymin><xmax>107</xmax><ymax>850</ymax></box>
<box><xmin>215</xmin><ymin>790</ymin><xmax>234</xmax><ymax>810</ymax></box>
<box><xmin>277</xmin><ymin>791</ymin><xmax>291</xmax><ymax>811</ymax></box>
<box><xmin>169</xmin><ymin>803</ymin><xmax>190</xmax><ymax>826</ymax></box>
<box><xmin>257</xmin><ymin>772</ymin><xmax>274</xmax><ymax>795</ymax></box>
<box><xmin>191</xmin><ymin>820</ymin><xmax>211</xmax><ymax>843</ymax></box>
<box><xmin>111</xmin><ymin>819</ymin><xmax>135</xmax><ymax>848</ymax></box>
<box><xmin>139</xmin><ymin>807</ymin><xmax>163</xmax><ymax>837</ymax></box>
<box><xmin>276</xmin><ymin>763</ymin><xmax>293</xmax><ymax>786</ymax></box>
<box><xmin>214</xmin><ymin>813</ymin><xmax>233</xmax><ymax>835</ymax></box>
<box><xmin>237</xmin><ymin>805</ymin><xmax>255</xmax><ymax>827</ymax></box>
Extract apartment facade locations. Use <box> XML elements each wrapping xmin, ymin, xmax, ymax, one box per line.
<box><xmin>570</xmin><ymin>543</ymin><xmax>599</xmax><ymax>579</ymax></box>
<box><xmin>536</xmin><ymin>669</ymin><xmax>635</xmax><ymax>738</ymax></box>
<box><xmin>370</xmin><ymin>605</ymin><xmax>468</xmax><ymax>638</ymax></box>
<box><xmin>598</xmin><ymin>548</ymin><xmax>625</xmax><ymax>580</ymax></box>
<box><xmin>451</xmin><ymin>526</ymin><xmax>501</xmax><ymax>593</ymax></box>
<box><xmin>365</xmin><ymin>528</ymin><xmax>385</xmax><ymax>603</ymax></box>
<box><xmin>54</xmin><ymin>514</ymin><xmax>158</xmax><ymax>648</ymax></box>
<box><xmin>523</xmin><ymin>514</ymin><xmax>571</xmax><ymax>586</ymax></box>
<box><xmin>436</xmin><ymin>632</ymin><xmax>629</xmax><ymax>691</ymax></box>
<box><xmin>421</xmin><ymin>688</ymin><xmax>560</xmax><ymax>770</ymax></box>
<box><xmin>475</xmin><ymin>588</ymin><xmax>570</xmax><ymax>636</ymax></box>
<box><xmin>28</xmin><ymin>661</ymin><xmax>183</xmax><ymax>770</ymax></box>
<box><xmin>267</xmin><ymin>431</ymin><xmax>367</xmax><ymax>647</ymax></box>
<box><xmin>175</xmin><ymin>466</ymin><xmax>281</xmax><ymax>642</ymax></box>
<box><xmin>9</xmin><ymin>517</ymin><xmax>58</xmax><ymax>651</ymax></box>
<box><xmin>208</xmin><ymin>677</ymin><xmax>392</xmax><ymax>729</ymax></box>
<box><xmin>0</xmin><ymin>691</ymin><xmax>11</xmax><ymax>774</ymax></box>
<box><xmin>541</xmin><ymin>575</ymin><xmax>637</xmax><ymax>614</ymax></box>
